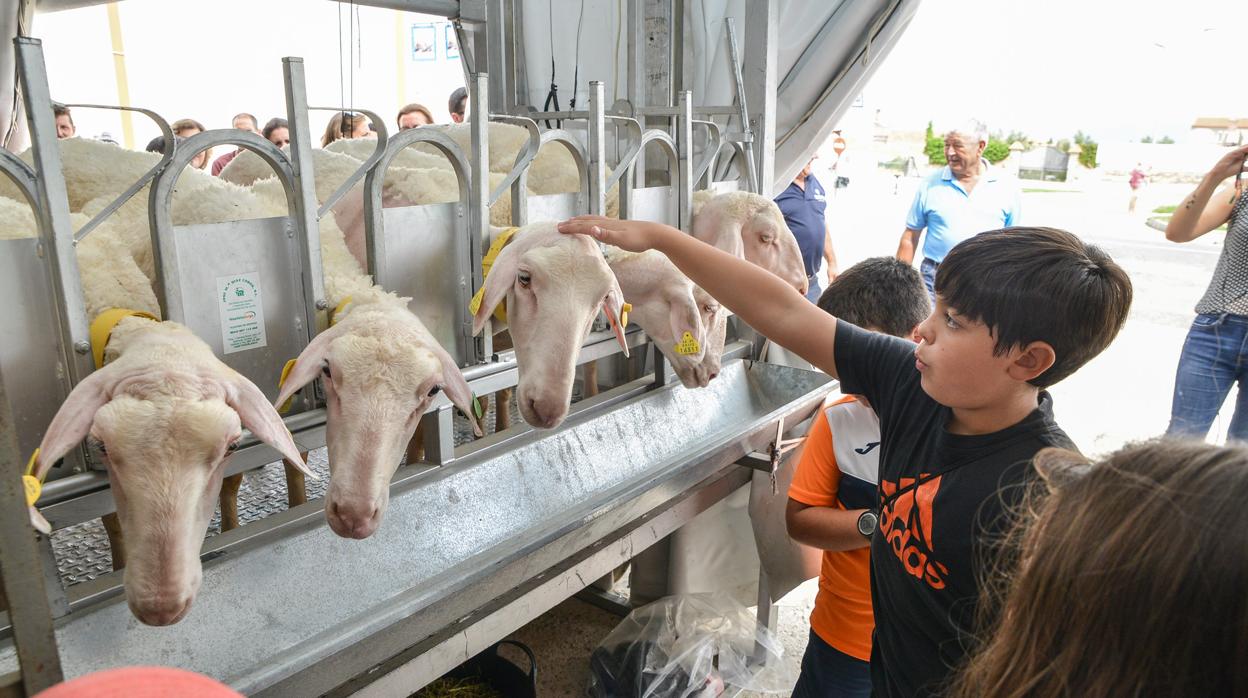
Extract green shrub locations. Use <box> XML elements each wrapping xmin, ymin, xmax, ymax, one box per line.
<box><xmin>924</xmin><ymin>121</ymin><xmax>946</xmax><ymax>165</ymax></box>
<box><xmin>983</xmin><ymin>139</ymin><xmax>1010</xmax><ymax>164</ymax></box>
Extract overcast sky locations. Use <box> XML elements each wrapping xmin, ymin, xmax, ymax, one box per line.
<box><xmin>863</xmin><ymin>0</ymin><xmax>1246</xmax><ymax>143</ymax></box>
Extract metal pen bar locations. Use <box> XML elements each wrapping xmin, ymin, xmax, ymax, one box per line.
<box><xmin>333</xmin><ymin>0</ymin><xmax>461</xmax><ymax>16</ymax></box>
<box><xmin>283</xmin><ymin>59</ymin><xmax>329</xmax><ymax>350</ymax></box>
<box><xmin>15</xmin><ymin>39</ymin><xmax>93</xmax><ymax>387</ymax></box>
<box><xmin>486</xmin><ymin>114</ymin><xmax>539</xmax><ymax>205</ymax></box>
<box><xmin>587</xmin><ymin>82</ymin><xmax>607</xmax><ymax>216</ymax></box>
<box><xmin>468</xmin><ymin>72</ymin><xmax>490</xmax><ymax>363</ymax></box>
<box><xmin>676</xmin><ymin>91</ymin><xmax>694</xmax><ymax>231</ymax></box>
<box><xmin>309</xmin><ymin>106</ymin><xmax>388</xmax><ymax>219</ymax></box>
<box><xmin>66</xmin><ymin>104</ymin><xmax>174</xmax><ymax>244</ymax></box>
<box><xmin>0</xmin><ymin>365</ymin><xmax>63</xmax><ymax>694</ymax></box>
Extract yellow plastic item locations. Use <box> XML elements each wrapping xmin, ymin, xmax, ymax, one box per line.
<box><xmin>620</xmin><ymin>302</ymin><xmax>632</xmax><ymax>329</ymax></box>
<box><xmin>330</xmin><ymin>295</ymin><xmax>354</xmax><ymax>325</ymax></box>
<box><xmin>468</xmin><ymin>226</ymin><xmax>521</xmax><ymax>324</ymax></box>
<box><xmin>674</xmin><ymin>331</ymin><xmax>702</xmax><ymax>356</ymax></box>
<box><xmin>25</xmin><ymin>447</ymin><xmax>39</xmax><ymax>477</ymax></box>
<box><xmin>277</xmin><ymin>358</ymin><xmax>299</xmax><ymax>414</ymax></box>
<box><xmin>22</xmin><ymin>475</ymin><xmax>41</xmax><ymax>507</ymax></box>
<box><xmin>89</xmin><ymin>308</ymin><xmax>159</xmax><ymax>369</ymax></box>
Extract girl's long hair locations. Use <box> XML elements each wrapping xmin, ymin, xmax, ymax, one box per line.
<box><xmin>950</xmin><ymin>439</ymin><xmax>1248</xmax><ymax>698</ymax></box>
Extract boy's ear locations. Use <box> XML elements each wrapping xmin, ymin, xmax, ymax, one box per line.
<box><xmin>909</xmin><ymin>324</ymin><xmax>922</xmax><ymax>344</ymax></box>
<box><xmin>1007</xmin><ymin>340</ymin><xmax>1056</xmax><ymax>383</ymax></box>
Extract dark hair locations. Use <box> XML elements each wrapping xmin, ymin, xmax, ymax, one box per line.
<box><xmin>816</xmin><ymin>257</ymin><xmax>929</xmax><ymax>337</ymax></box>
<box><xmin>935</xmin><ymin>226</ymin><xmax>1132</xmax><ymax>387</ymax></box>
<box><xmin>447</xmin><ymin>87</ymin><xmax>467</xmax><ymax>117</ymax></box>
<box><xmin>171</xmin><ymin>118</ymin><xmax>206</xmax><ymax>135</ymax></box>
<box><xmin>52</xmin><ymin>102</ymin><xmax>73</xmax><ymax>127</ymax></box>
<box><xmin>262</xmin><ymin>117</ymin><xmax>289</xmax><ymax>140</ymax></box>
<box><xmin>396</xmin><ymin>102</ymin><xmax>434</xmax><ymax>127</ymax></box>
<box><xmin>951</xmin><ymin>439</ymin><xmax>1248</xmax><ymax>698</ymax></box>
<box><xmin>231</xmin><ymin>112</ymin><xmax>258</xmax><ymax>129</ymax></box>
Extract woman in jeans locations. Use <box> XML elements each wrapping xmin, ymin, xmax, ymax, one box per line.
<box><xmin>1165</xmin><ymin>144</ymin><xmax>1248</xmax><ymax>439</ymax></box>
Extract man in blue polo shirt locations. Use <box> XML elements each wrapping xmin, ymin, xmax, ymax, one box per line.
<box><xmin>777</xmin><ymin>158</ymin><xmax>839</xmax><ymax>302</ymax></box>
<box><xmin>896</xmin><ymin>120</ymin><xmax>1020</xmax><ymax>299</ymax></box>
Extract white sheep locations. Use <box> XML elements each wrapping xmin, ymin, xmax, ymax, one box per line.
<box><xmin>691</xmin><ymin>189</ymin><xmax>808</xmax><ymax>296</ymax></box>
<box><xmin>252</xmin><ymin>169</ymin><xmax>483</xmax><ymax>540</ymax></box>
<box><xmin>473</xmin><ymin>222</ymin><xmax>629</xmax><ymax>429</ymax></box>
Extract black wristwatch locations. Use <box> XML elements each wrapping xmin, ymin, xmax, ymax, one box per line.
<box><xmin>857</xmin><ymin>510</ymin><xmax>879</xmax><ymax>538</ymax></box>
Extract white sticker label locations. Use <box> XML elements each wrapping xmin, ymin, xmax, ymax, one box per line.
<box><xmin>217</xmin><ymin>273</ymin><xmax>267</xmax><ymax>354</ymax></box>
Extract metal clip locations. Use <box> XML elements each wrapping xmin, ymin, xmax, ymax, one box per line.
<box><xmin>767</xmin><ymin>415</ymin><xmax>807</xmax><ymax>496</ymax></box>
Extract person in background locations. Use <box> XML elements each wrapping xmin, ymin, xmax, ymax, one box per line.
<box><xmin>262</xmin><ymin>117</ymin><xmax>290</xmax><ymax>148</ymax></box>
<box><xmin>448</xmin><ymin>87</ymin><xmax>467</xmax><ymax>124</ymax></box>
<box><xmin>1128</xmin><ymin>162</ymin><xmax>1148</xmax><ymax>213</ymax></box>
<box><xmin>895</xmin><ymin>119</ymin><xmax>1021</xmax><ymax>301</ymax></box>
<box><xmin>396</xmin><ymin>103</ymin><xmax>434</xmax><ymax>130</ymax></box>
<box><xmin>53</xmin><ymin>102</ymin><xmax>75</xmax><ymax>139</ymax></box>
<box><xmin>1163</xmin><ymin>144</ymin><xmax>1248</xmax><ymax>441</ymax></box>
<box><xmin>950</xmin><ymin>440</ymin><xmax>1248</xmax><ymax>698</ymax></box>
<box><xmin>787</xmin><ymin>257</ymin><xmax>929</xmax><ymax>698</ymax></box>
<box><xmin>170</xmin><ymin>118</ymin><xmax>209</xmax><ymax>170</ymax></box>
<box><xmin>320</xmin><ymin>111</ymin><xmax>371</xmax><ymax>147</ymax></box>
<box><xmin>776</xmin><ymin>156</ymin><xmax>838</xmax><ymax>302</ymax></box>
<box><xmin>211</xmin><ymin>112</ymin><xmax>260</xmax><ymax>176</ymax></box>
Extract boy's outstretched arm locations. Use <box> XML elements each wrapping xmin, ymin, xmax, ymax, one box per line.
<box><xmin>558</xmin><ymin>216</ymin><xmax>839</xmax><ymax>377</ymax></box>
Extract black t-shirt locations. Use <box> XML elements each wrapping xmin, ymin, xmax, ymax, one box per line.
<box><xmin>834</xmin><ymin>320</ymin><xmax>1075</xmax><ymax>697</ymax></box>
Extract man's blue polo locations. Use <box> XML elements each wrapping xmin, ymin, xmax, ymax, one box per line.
<box><xmin>775</xmin><ymin>173</ymin><xmax>828</xmax><ymax>279</ymax></box>
<box><xmin>905</xmin><ymin>161</ymin><xmax>1020</xmax><ymax>263</ymax></box>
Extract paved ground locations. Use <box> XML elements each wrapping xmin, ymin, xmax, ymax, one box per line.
<box><xmin>504</xmin><ymin>172</ymin><xmax>1234</xmax><ymax>696</ymax></box>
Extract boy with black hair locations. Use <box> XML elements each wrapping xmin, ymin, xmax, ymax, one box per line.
<box><xmin>556</xmin><ymin>219</ymin><xmax>1132</xmax><ymax>697</ymax></box>
<box><xmin>787</xmin><ymin>257</ymin><xmax>930</xmax><ymax>698</ymax></box>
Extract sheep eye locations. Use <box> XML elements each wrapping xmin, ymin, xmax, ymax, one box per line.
<box><xmin>90</xmin><ymin>438</ymin><xmax>107</xmax><ymax>456</ymax></box>
<box><xmin>321</xmin><ymin>361</ymin><xmax>331</xmax><ymax>378</ymax></box>
<box><xmin>226</xmin><ymin>440</ymin><xmax>241</xmax><ymax>453</ymax></box>
<box><xmin>427</xmin><ymin>385</ymin><xmax>441</xmax><ymax>398</ymax></box>
<box><xmin>517</xmin><ymin>271</ymin><xmax>532</xmax><ymax>288</ymax></box>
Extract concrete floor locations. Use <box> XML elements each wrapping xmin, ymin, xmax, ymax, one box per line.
<box><xmin>484</xmin><ymin>173</ymin><xmax>1222</xmax><ymax>697</ymax></box>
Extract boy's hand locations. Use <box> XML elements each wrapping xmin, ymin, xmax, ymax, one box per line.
<box><xmin>557</xmin><ymin>216</ymin><xmax>678</xmax><ymax>253</ymax></box>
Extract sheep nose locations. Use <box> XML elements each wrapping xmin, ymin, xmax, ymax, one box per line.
<box><xmin>131</xmin><ymin>594</ymin><xmax>194</xmax><ymax>626</ymax></box>
<box><xmin>327</xmin><ymin>499</ymin><xmax>383</xmax><ymax>539</ymax></box>
<box><xmin>523</xmin><ymin>396</ymin><xmax>565</xmax><ymax>429</ymax></box>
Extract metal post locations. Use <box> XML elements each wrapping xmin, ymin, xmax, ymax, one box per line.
<box><xmin>419</xmin><ymin>407</ymin><xmax>456</xmax><ymax>465</ymax></box>
<box><xmin>675</xmin><ymin>91</ymin><xmax>694</xmax><ymax>231</ymax></box>
<box><xmin>15</xmin><ymin>39</ymin><xmax>93</xmax><ymax>387</ymax></box>
<box><xmin>468</xmin><ymin>72</ymin><xmax>490</xmax><ymax>363</ymax></box>
<box><xmin>283</xmin><ymin>58</ymin><xmax>328</xmax><ymax>338</ymax></box>
<box><xmin>626</xmin><ymin>0</ymin><xmax>646</xmax><ymax>181</ymax></box>
<box><xmin>587</xmin><ymin>82</ymin><xmax>607</xmax><ymax>216</ymax></box>
<box><xmin>742</xmin><ymin>2</ymin><xmax>778</xmax><ymax>195</ymax></box>
<box><xmin>0</xmin><ymin>365</ymin><xmax>64</xmax><ymax>694</ymax></box>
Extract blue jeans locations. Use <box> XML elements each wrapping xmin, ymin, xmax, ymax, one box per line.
<box><xmin>1168</xmin><ymin>312</ymin><xmax>1248</xmax><ymax>441</ymax></box>
<box><xmin>919</xmin><ymin>258</ymin><xmax>938</xmax><ymax>303</ymax></box>
<box><xmin>791</xmin><ymin>630</ymin><xmax>871</xmax><ymax>698</ymax></box>
<box><xmin>806</xmin><ymin>274</ymin><xmax>822</xmax><ymax>303</ymax></box>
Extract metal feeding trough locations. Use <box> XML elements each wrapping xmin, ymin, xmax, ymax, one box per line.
<box><xmin>0</xmin><ymin>360</ymin><xmax>831</xmax><ymax>695</ymax></box>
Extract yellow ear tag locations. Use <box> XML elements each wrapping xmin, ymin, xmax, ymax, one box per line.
<box><xmin>468</xmin><ymin>285</ymin><xmax>486</xmax><ymax>317</ymax></box>
<box><xmin>22</xmin><ymin>475</ymin><xmax>41</xmax><ymax>507</ymax></box>
<box><xmin>277</xmin><ymin>358</ymin><xmax>298</xmax><ymax>414</ymax></box>
<box><xmin>675</xmin><ymin>331</ymin><xmax>702</xmax><ymax>356</ymax></box>
<box><xmin>620</xmin><ymin>302</ymin><xmax>632</xmax><ymax>329</ymax></box>
<box><xmin>25</xmin><ymin>448</ymin><xmax>39</xmax><ymax>477</ymax></box>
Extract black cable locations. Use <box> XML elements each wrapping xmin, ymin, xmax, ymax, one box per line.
<box><xmin>543</xmin><ymin>0</ymin><xmax>559</xmax><ymax>129</ymax></box>
<box><xmin>570</xmin><ymin>0</ymin><xmax>585</xmax><ymax>110</ymax></box>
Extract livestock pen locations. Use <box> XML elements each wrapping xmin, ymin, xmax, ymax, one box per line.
<box><xmin>0</xmin><ymin>1</ymin><xmax>919</xmax><ymax>694</ymax></box>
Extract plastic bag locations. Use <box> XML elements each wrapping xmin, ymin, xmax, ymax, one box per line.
<box><xmin>586</xmin><ymin>592</ymin><xmax>796</xmax><ymax>698</ymax></box>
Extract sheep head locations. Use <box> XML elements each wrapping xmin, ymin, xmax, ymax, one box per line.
<box><xmin>31</xmin><ymin>319</ymin><xmax>309</xmax><ymax>626</ymax></box>
<box><xmin>608</xmin><ymin>250</ymin><xmax>721</xmax><ymax>389</ymax></box>
<box><xmin>691</xmin><ymin>191</ymin><xmax>809</xmax><ymax>296</ymax></box>
<box><xmin>274</xmin><ymin>294</ymin><xmax>480</xmax><ymax>539</ymax></box>
<box><xmin>473</xmin><ymin>224</ymin><xmax>628</xmax><ymax>429</ymax></box>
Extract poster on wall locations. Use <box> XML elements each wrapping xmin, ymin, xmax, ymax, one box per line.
<box><xmin>411</xmin><ymin>24</ymin><xmax>436</xmax><ymax>62</ymax></box>
<box><xmin>444</xmin><ymin>24</ymin><xmax>459</xmax><ymax>60</ymax></box>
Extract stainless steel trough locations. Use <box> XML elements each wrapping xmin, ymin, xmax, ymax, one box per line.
<box><xmin>0</xmin><ymin>359</ymin><xmax>832</xmax><ymax>695</ymax></box>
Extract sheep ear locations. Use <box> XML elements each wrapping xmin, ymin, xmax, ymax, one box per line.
<box><xmin>34</xmin><ymin>367</ymin><xmax>115</xmax><ymax>482</ymax></box>
<box><xmin>603</xmin><ymin>284</ymin><xmax>630</xmax><ymax>358</ymax></box>
<box><xmin>225</xmin><ymin>373</ymin><xmax>317</xmax><ymax>480</ymax></box>
<box><xmin>668</xmin><ymin>295</ymin><xmax>705</xmax><ymax>361</ymax></box>
<box><xmin>430</xmin><ymin>342</ymin><xmax>482</xmax><ymax>437</ymax></box>
<box><xmin>274</xmin><ymin>323</ymin><xmax>346</xmax><ymax>411</ymax></box>
<box><xmin>690</xmin><ymin>189</ymin><xmax>715</xmax><ymax>218</ymax></box>
<box><xmin>472</xmin><ymin>244</ymin><xmax>518</xmax><ymax>336</ymax></box>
